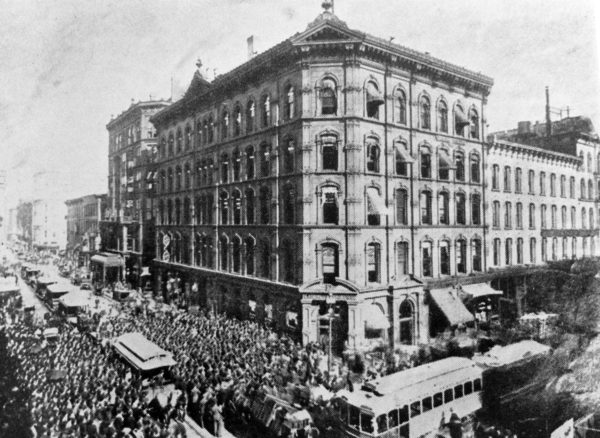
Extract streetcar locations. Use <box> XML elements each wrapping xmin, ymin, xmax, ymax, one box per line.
<box><xmin>45</xmin><ymin>283</ymin><xmax>71</xmax><ymax>310</ymax></box>
<box><xmin>330</xmin><ymin>357</ymin><xmax>483</xmax><ymax>438</ymax></box>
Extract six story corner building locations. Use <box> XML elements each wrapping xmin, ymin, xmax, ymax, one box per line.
<box><xmin>150</xmin><ymin>10</ymin><xmax>493</xmax><ymax>352</ymax></box>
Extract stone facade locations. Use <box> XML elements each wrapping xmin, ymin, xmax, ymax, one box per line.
<box><xmin>65</xmin><ymin>194</ymin><xmax>106</xmax><ymax>267</ymax></box>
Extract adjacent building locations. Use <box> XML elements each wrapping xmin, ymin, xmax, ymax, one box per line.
<box><xmin>149</xmin><ymin>6</ymin><xmax>494</xmax><ymax>351</ymax></box>
<box><xmin>100</xmin><ymin>99</ymin><xmax>170</xmax><ymax>288</ymax></box>
<box><xmin>65</xmin><ymin>194</ymin><xmax>107</xmax><ymax>267</ymax></box>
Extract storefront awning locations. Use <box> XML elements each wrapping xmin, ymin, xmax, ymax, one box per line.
<box><xmin>91</xmin><ymin>254</ymin><xmax>125</xmax><ymax>267</ymax></box>
<box><xmin>455</xmin><ymin>106</ymin><xmax>470</xmax><ymax>128</ymax></box>
<box><xmin>364</xmin><ymin>304</ymin><xmax>390</xmax><ymax>330</ymax></box>
<box><xmin>430</xmin><ymin>287</ymin><xmax>474</xmax><ymax>326</ymax></box>
<box><xmin>438</xmin><ymin>149</ymin><xmax>455</xmax><ymax>169</ymax></box>
<box><xmin>396</xmin><ymin>146</ymin><xmax>415</xmax><ymax>163</ymax></box>
<box><xmin>366</xmin><ymin>82</ymin><xmax>384</xmax><ymax>106</ymax></box>
<box><xmin>460</xmin><ymin>283</ymin><xmax>503</xmax><ymax>299</ymax></box>
<box><xmin>366</xmin><ymin>187</ymin><xmax>390</xmax><ymax>215</ymax></box>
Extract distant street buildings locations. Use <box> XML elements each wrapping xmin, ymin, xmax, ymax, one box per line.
<box><xmin>65</xmin><ymin>194</ymin><xmax>107</xmax><ymax>267</ymax></box>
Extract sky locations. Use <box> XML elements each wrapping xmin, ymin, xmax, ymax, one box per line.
<box><xmin>0</xmin><ymin>0</ymin><xmax>599</xmax><ymax>206</ymax></box>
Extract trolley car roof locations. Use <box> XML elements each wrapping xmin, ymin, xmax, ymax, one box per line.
<box><xmin>112</xmin><ymin>332</ymin><xmax>176</xmax><ymax>371</ymax></box>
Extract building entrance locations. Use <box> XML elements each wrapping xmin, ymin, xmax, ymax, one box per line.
<box><xmin>316</xmin><ymin>300</ymin><xmax>348</xmax><ymax>356</ymax></box>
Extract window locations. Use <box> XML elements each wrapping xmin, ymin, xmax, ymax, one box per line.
<box><xmin>589</xmin><ymin>180</ymin><xmax>594</xmax><ymax>200</ymax></box>
<box><xmin>367</xmin><ymin>242</ymin><xmax>381</xmax><ymax>283</ymax></box>
<box><xmin>208</xmin><ymin>115</ymin><xmax>215</xmax><ymax>143</ymax></box>
<box><xmin>422</xmin><ymin>396</ymin><xmax>432</xmax><ymax>413</ymax></box>
<box><xmin>588</xmin><ymin>152</ymin><xmax>593</xmax><ymax>172</ymax></box>
<box><xmin>260</xmin><ymin>187</ymin><xmax>270</xmax><ymax>224</ymax></box>
<box><xmin>528</xmin><ymin>170</ymin><xmax>535</xmax><ymax>194</ymax></box>
<box><xmin>420</xmin><ymin>96</ymin><xmax>431</xmax><ymax>129</ymax></box>
<box><xmin>285</xmin><ymin>85</ymin><xmax>295</xmax><ymax>119</ymax></box>
<box><xmin>440</xmin><ymin>241</ymin><xmax>450</xmax><ymax>275</ymax></box>
<box><xmin>455</xmin><ymin>153</ymin><xmax>465</xmax><ymax>181</ymax></box>
<box><xmin>505</xmin><ymin>202</ymin><xmax>512</xmax><ymax>228</ymax></box>
<box><xmin>220</xmin><ymin>235</ymin><xmax>229</xmax><ymax>271</ymax></box>
<box><xmin>561</xmin><ymin>206</ymin><xmax>567</xmax><ymax>229</ymax></box>
<box><xmin>493</xmin><ymin>238</ymin><xmax>501</xmax><ymax>266</ymax></box>
<box><xmin>542</xmin><ymin>237</ymin><xmax>547</xmax><ymax>261</ymax></box>
<box><xmin>321</xmin><ymin>134</ymin><xmax>338</xmax><ymax>171</ymax></box>
<box><xmin>550</xmin><ymin>173</ymin><xmax>556</xmax><ymax>196</ymax></box>
<box><xmin>261</xmin><ymin>95</ymin><xmax>270</xmax><ymax>127</ymax></box>
<box><xmin>563</xmin><ymin>237</ymin><xmax>568</xmax><ymax>260</ymax></box>
<box><xmin>168</xmin><ymin>132</ymin><xmax>175</xmax><ymax>155</ymax></box>
<box><xmin>322</xmin><ymin>243</ymin><xmax>339</xmax><ymax>282</ymax></box>
<box><xmin>395</xmin><ymin>89</ymin><xmax>407</xmax><ymax>124</ymax></box>
<box><xmin>322</xmin><ymin>188</ymin><xmax>339</xmax><ymax>224</ymax></box>
<box><xmin>455</xmin><ymin>384</ymin><xmax>464</xmax><ymax>399</ymax></box>
<box><xmin>220</xmin><ymin>192</ymin><xmax>229</xmax><ymax>224</ymax></box>
<box><xmin>504</xmin><ymin>166</ymin><xmax>511</xmax><ymax>191</ymax></box>
<box><xmin>184</xmin><ymin>163</ymin><xmax>191</xmax><ymax>189</ymax></box>
<box><xmin>582</xmin><ymin>208</ymin><xmax>588</xmax><ymax>229</ymax></box>
<box><xmin>471</xmin><ymin>240</ymin><xmax>482</xmax><ymax>271</ymax></box>
<box><xmin>516</xmin><ymin>238</ymin><xmax>523</xmax><ymax>264</ymax></box>
<box><xmin>540</xmin><ymin>172</ymin><xmax>546</xmax><ymax>195</ymax></box>
<box><xmin>321</xmin><ymin>78</ymin><xmax>337</xmax><ymax>115</ymax></box>
<box><xmin>422</xmin><ymin>242</ymin><xmax>433</xmax><ymax>277</ymax></box>
<box><xmin>471</xmin><ymin>194</ymin><xmax>481</xmax><ymax>225</ymax></box>
<box><xmin>396</xmin><ymin>189</ymin><xmax>408</xmax><ymax>225</ymax></box>
<box><xmin>176</xmin><ymin>129</ymin><xmax>182</xmax><ymax>153</ymax></box>
<box><xmin>569</xmin><ymin>176</ymin><xmax>575</xmax><ymax>198</ymax></box>
<box><xmin>515</xmin><ymin>168</ymin><xmax>522</xmax><ymax>193</ymax></box>
<box><xmin>245</xmin><ymin>189</ymin><xmax>255</xmax><ymax>225</ymax></box>
<box><xmin>281</xmin><ymin>241</ymin><xmax>294</xmax><ymax>283</ymax></box>
<box><xmin>185</xmin><ymin>125</ymin><xmax>192</xmax><ymax>149</ymax></box>
<box><xmin>167</xmin><ymin>168</ymin><xmax>174</xmax><ymax>192</ymax></box>
<box><xmin>439</xmin><ymin>192</ymin><xmax>449</xmax><ymax>224</ymax></box>
<box><xmin>505</xmin><ymin>238</ymin><xmax>513</xmax><ymax>265</ymax></box>
<box><xmin>456</xmin><ymin>239</ymin><xmax>467</xmax><ymax>273</ymax></box>
<box><xmin>551</xmin><ymin>205</ymin><xmax>557</xmax><ymax>229</ymax></box>
<box><xmin>175</xmin><ymin>166</ymin><xmax>182</xmax><ymax>190</ymax></box>
<box><xmin>455</xmin><ymin>105</ymin><xmax>468</xmax><ymax>137</ymax></box>
<box><xmin>260</xmin><ymin>239</ymin><xmax>271</xmax><ymax>278</ymax></box>
<box><xmin>283</xmin><ymin>138</ymin><xmax>295</xmax><ymax>174</ymax></box>
<box><xmin>410</xmin><ymin>401</ymin><xmax>421</xmax><ymax>418</ymax></box>
<box><xmin>470</xmin><ymin>155</ymin><xmax>480</xmax><ymax>183</ymax></box>
<box><xmin>366</xmin><ymin>81</ymin><xmax>384</xmax><ymax>119</ymax></box>
<box><xmin>530</xmin><ymin>238</ymin><xmax>537</xmax><ymax>263</ymax></box>
<box><xmin>433</xmin><ymin>393</ymin><xmax>443</xmax><ymax>408</ymax></box>
<box><xmin>232</xmin><ymin>150</ymin><xmax>241</xmax><ymax>181</ymax></box>
<box><xmin>366</xmin><ymin>138</ymin><xmax>380</xmax><ymax>172</ymax></box>
<box><xmin>516</xmin><ymin>202</ymin><xmax>523</xmax><ymax>229</ymax></box>
<box><xmin>581</xmin><ymin>179</ymin><xmax>586</xmax><ymax>199</ymax></box>
<box><xmin>260</xmin><ymin>143</ymin><xmax>271</xmax><ymax>177</ymax></box>
<box><xmin>492</xmin><ymin>165</ymin><xmax>500</xmax><ymax>190</ymax></box>
<box><xmin>421</xmin><ymin>149</ymin><xmax>431</xmax><ymax>178</ymax></box>
<box><xmin>232</xmin><ymin>190</ymin><xmax>242</xmax><ymax>225</ymax></box>
<box><xmin>492</xmin><ymin>201</ymin><xmax>500</xmax><ymax>228</ymax></box>
<box><xmin>560</xmin><ymin>175</ymin><xmax>566</xmax><ymax>197</ymax></box>
<box><xmin>590</xmin><ymin>208</ymin><xmax>594</xmax><ymax>229</ymax></box>
<box><xmin>438</xmin><ymin>100</ymin><xmax>448</xmax><ymax>133</ymax></box>
<box><xmin>470</xmin><ymin>108</ymin><xmax>480</xmax><ymax>139</ymax></box>
<box><xmin>246</xmin><ymin>146</ymin><xmax>255</xmax><ymax>179</ymax></box>
<box><xmin>221</xmin><ymin>110</ymin><xmax>229</xmax><ymax>139</ymax></box>
<box><xmin>454</xmin><ymin>193</ymin><xmax>467</xmax><ymax>225</ymax></box>
<box><xmin>529</xmin><ymin>204</ymin><xmax>536</xmax><ymax>229</ymax></box>
<box><xmin>397</xmin><ymin>242</ymin><xmax>409</xmax><ymax>277</ymax></box>
<box><xmin>245</xmin><ymin>237</ymin><xmax>255</xmax><ymax>275</ymax></box>
<box><xmin>438</xmin><ymin>150</ymin><xmax>451</xmax><ymax>180</ymax></box>
<box><xmin>159</xmin><ymin>137</ymin><xmax>166</xmax><ymax>158</ymax></box>
<box><xmin>246</xmin><ymin>100</ymin><xmax>255</xmax><ymax>134</ymax></box>
<box><xmin>395</xmin><ymin>142</ymin><xmax>409</xmax><ymax>176</ymax></box>
<box><xmin>221</xmin><ymin>153</ymin><xmax>229</xmax><ymax>183</ymax></box>
<box><xmin>552</xmin><ymin>237</ymin><xmax>558</xmax><ymax>261</ymax></box>
<box><xmin>421</xmin><ymin>191</ymin><xmax>432</xmax><ymax>225</ymax></box>
<box><xmin>367</xmin><ymin>187</ymin><xmax>383</xmax><ymax>226</ymax></box>
<box><xmin>541</xmin><ymin>204</ymin><xmax>547</xmax><ymax>229</ymax></box>
<box><xmin>444</xmin><ymin>388</ymin><xmax>454</xmax><ymax>403</ymax></box>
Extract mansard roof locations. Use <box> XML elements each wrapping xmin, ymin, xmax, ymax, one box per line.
<box><xmin>152</xmin><ymin>11</ymin><xmax>493</xmax><ymax>126</ymax></box>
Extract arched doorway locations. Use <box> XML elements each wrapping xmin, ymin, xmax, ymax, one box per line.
<box><xmin>317</xmin><ymin>300</ymin><xmax>349</xmax><ymax>356</ymax></box>
<box><xmin>399</xmin><ymin>300</ymin><xmax>414</xmax><ymax>345</ymax></box>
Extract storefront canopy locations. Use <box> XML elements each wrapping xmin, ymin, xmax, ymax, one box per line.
<box><xmin>366</xmin><ymin>187</ymin><xmax>390</xmax><ymax>215</ymax></box>
<box><xmin>113</xmin><ymin>332</ymin><xmax>176</xmax><ymax>372</ymax></box>
<box><xmin>91</xmin><ymin>254</ymin><xmax>125</xmax><ymax>268</ymax></box>
<box><xmin>363</xmin><ymin>304</ymin><xmax>391</xmax><ymax>331</ymax></box>
<box><xmin>395</xmin><ymin>145</ymin><xmax>415</xmax><ymax>163</ymax></box>
<box><xmin>430</xmin><ymin>287</ymin><xmax>474</xmax><ymax>326</ymax></box>
<box><xmin>460</xmin><ymin>283</ymin><xmax>503</xmax><ymax>300</ymax></box>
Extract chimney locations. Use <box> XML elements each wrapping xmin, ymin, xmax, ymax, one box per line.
<box><xmin>247</xmin><ymin>36</ymin><xmax>255</xmax><ymax>61</ymax></box>
<box><xmin>545</xmin><ymin>86</ymin><xmax>552</xmax><ymax>137</ymax></box>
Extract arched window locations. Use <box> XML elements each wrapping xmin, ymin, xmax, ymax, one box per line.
<box><xmin>246</xmin><ymin>100</ymin><xmax>255</xmax><ymax>134</ymax></box>
<box><xmin>285</xmin><ymin>85</ymin><xmax>295</xmax><ymax>120</ymax></box>
<box><xmin>421</xmin><ymin>148</ymin><xmax>431</xmax><ymax>179</ymax></box>
<box><xmin>439</xmin><ymin>192</ymin><xmax>450</xmax><ymax>225</ymax></box>
<box><xmin>470</xmin><ymin>154</ymin><xmax>480</xmax><ymax>182</ymax></box>
<box><xmin>561</xmin><ymin>206</ymin><xmax>567</xmax><ymax>229</ymax></box>
<box><xmin>245</xmin><ymin>146</ymin><xmax>255</xmax><ymax>179</ymax></box>
<box><xmin>194</xmin><ymin>197</ymin><xmax>202</xmax><ymax>225</ymax></box>
<box><xmin>281</xmin><ymin>240</ymin><xmax>294</xmax><ymax>283</ymax></box>
<box><xmin>550</xmin><ymin>173</ymin><xmax>556</xmax><ymax>196</ymax></box>
<box><xmin>438</xmin><ymin>100</ymin><xmax>448</xmax><ymax>133</ymax></box>
<box><xmin>220</xmin><ymin>191</ymin><xmax>229</xmax><ymax>225</ymax></box>
<box><xmin>589</xmin><ymin>179</ymin><xmax>594</xmax><ymax>200</ymax></box>
<box><xmin>202</xmin><ymin>119</ymin><xmax>208</xmax><ymax>145</ymax></box>
<box><xmin>260</xmin><ymin>187</ymin><xmax>270</xmax><ymax>224</ymax></box>
<box><xmin>167</xmin><ymin>168</ymin><xmax>174</xmax><ymax>192</ymax></box>
<box><xmin>517</xmin><ymin>238</ymin><xmax>524</xmax><ymax>264</ymax></box>
<box><xmin>221</xmin><ymin>153</ymin><xmax>229</xmax><ymax>183</ymax></box>
<box><xmin>505</xmin><ymin>238</ymin><xmax>512</xmax><ymax>265</ymax></box>
<box><xmin>322</xmin><ymin>242</ymin><xmax>339</xmax><ymax>283</ymax></box>
<box><xmin>515</xmin><ymin>168</ymin><xmax>523</xmax><ymax>193</ymax></box>
<box><xmin>366</xmin><ymin>137</ymin><xmax>380</xmax><ymax>172</ymax></box>
<box><xmin>232</xmin><ymin>236</ymin><xmax>241</xmax><ymax>273</ymax></box>
<box><xmin>420</xmin><ymin>96</ymin><xmax>431</xmax><ymax>130</ymax></box>
<box><xmin>421</xmin><ymin>191</ymin><xmax>432</xmax><ymax>224</ymax></box>
<box><xmin>455</xmin><ymin>153</ymin><xmax>465</xmax><ymax>181</ymax></box>
<box><xmin>504</xmin><ymin>166</ymin><xmax>511</xmax><ymax>192</ymax></box>
<box><xmin>167</xmin><ymin>200</ymin><xmax>173</xmax><ymax>224</ymax></box>
<box><xmin>562</xmin><ymin>237</ymin><xmax>568</xmax><ymax>260</ymax></box>
<box><xmin>260</xmin><ymin>239</ymin><xmax>271</xmax><ymax>278</ymax></box>
<box><xmin>422</xmin><ymin>241</ymin><xmax>433</xmax><ymax>276</ymax></box>
<box><xmin>282</xmin><ymin>184</ymin><xmax>295</xmax><ymax>224</ymax></box>
<box><xmin>560</xmin><ymin>175</ymin><xmax>566</xmax><ymax>197</ymax></box>
<box><xmin>245</xmin><ymin>189</ymin><xmax>255</xmax><ymax>225</ymax></box>
<box><xmin>219</xmin><ymin>235</ymin><xmax>229</xmax><ymax>271</ymax></box>
<box><xmin>168</xmin><ymin>132</ymin><xmax>174</xmax><ymax>156</ymax></box>
<box><xmin>183</xmin><ymin>197</ymin><xmax>191</xmax><ymax>224</ymax></box>
<box><xmin>321</xmin><ymin>78</ymin><xmax>337</xmax><ymax>115</ymax></box>
<box><xmin>570</xmin><ymin>176</ymin><xmax>575</xmax><ymax>198</ymax></box>
<box><xmin>469</xmin><ymin>108</ymin><xmax>480</xmax><ymax>139</ymax></box>
<box><xmin>175</xmin><ymin>166</ymin><xmax>182</xmax><ymax>190</ymax></box>
<box><xmin>399</xmin><ymin>300</ymin><xmax>414</xmax><ymax>345</ymax></box>
<box><xmin>472</xmin><ymin>194</ymin><xmax>481</xmax><ymax>225</ymax></box>
<box><xmin>261</xmin><ymin>95</ymin><xmax>271</xmax><ymax>127</ymax></box>
<box><xmin>492</xmin><ymin>201</ymin><xmax>500</xmax><ymax>228</ymax></box>
<box><xmin>367</xmin><ymin>187</ymin><xmax>384</xmax><ymax>226</ymax></box>
<box><xmin>396</xmin><ymin>188</ymin><xmax>408</xmax><ymax>225</ymax></box>
<box><xmin>366</xmin><ymin>81</ymin><xmax>384</xmax><ymax>119</ymax></box>
<box><xmin>245</xmin><ymin>236</ymin><xmax>255</xmax><ymax>275</ymax></box>
<box><xmin>394</xmin><ymin>141</ymin><xmax>410</xmax><ymax>176</ymax></box>
<box><xmin>472</xmin><ymin>239</ymin><xmax>482</xmax><ymax>271</ymax></box>
<box><xmin>530</xmin><ymin>238</ymin><xmax>537</xmax><ymax>263</ymax></box>
<box><xmin>184</xmin><ymin>163</ymin><xmax>191</xmax><ymax>189</ymax></box>
<box><xmin>440</xmin><ymin>240</ymin><xmax>451</xmax><ymax>275</ymax></box>
<box><xmin>322</xmin><ymin>187</ymin><xmax>339</xmax><ymax>225</ymax></box>
<box><xmin>581</xmin><ymin>179</ymin><xmax>586</xmax><ymax>199</ymax></box>
<box><xmin>367</xmin><ymin>242</ymin><xmax>381</xmax><ymax>283</ymax></box>
<box><xmin>588</xmin><ymin>153</ymin><xmax>593</xmax><ymax>172</ymax></box>
<box><xmin>456</xmin><ymin>192</ymin><xmax>466</xmax><ymax>225</ymax></box>
<box><xmin>455</xmin><ymin>105</ymin><xmax>469</xmax><ymax>137</ymax></box>
<box><xmin>158</xmin><ymin>200</ymin><xmax>165</xmax><ymax>225</ymax></box>
<box><xmin>540</xmin><ymin>204</ymin><xmax>547</xmax><ymax>228</ymax></box>
<box><xmin>438</xmin><ymin>149</ymin><xmax>451</xmax><ymax>180</ymax></box>
<box><xmin>552</xmin><ymin>237</ymin><xmax>558</xmax><ymax>261</ymax></box>
<box><xmin>571</xmin><ymin>206</ymin><xmax>576</xmax><ymax>229</ymax></box>
<box><xmin>221</xmin><ymin>109</ymin><xmax>229</xmax><ymax>139</ymax></box>
<box><xmin>206</xmin><ymin>194</ymin><xmax>214</xmax><ymax>224</ymax></box>
<box><xmin>206</xmin><ymin>158</ymin><xmax>214</xmax><ymax>185</ymax></box>
<box><xmin>283</xmin><ymin>138</ymin><xmax>295</xmax><ymax>174</ymax></box>
<box><xmin>260</xmin><ymin>143</ymin><xmax>271</xmax><ymax>177</ymax></box>
<box><xmin>184</xmin><ymin>125</ymin><xmax>192</xmax><ymax>150</ymax></box>
<box><xmin>232</xmin><ymin>149</ymin><xmax>241</xmax><ymax>181</ymax></box>
<box><xmin>159</xmin><ymin>137</ymin><xmax>166</xmax><ymax>158</ymax></box>
<box><xmin>176</xmin><ymin>129</ymin><xmax>183</xmax><ymax>153</ymax></box>
<box><xmin>551</xmin><ymin>205</ymin><xmax>557</xmax><ymax>229</ymax></box>
<box><xmin>492</xmin><ymin>165</ymin><xmax>500</xmax><ymax>190</ymax></box>
<box><xmin>590</xmin><ymin>208</ymin><xmax>594</xmax><ymax>229</ymax></box>
<box><xmin>233</xmin><ymin>105</ymin><xmax>242</xmax><ymax>136</ymax></box>
<box><xmin>232</xmin><ymin>190</ymin><xmax>242</xmax><ymax>225</ymax></box>
<box><xmin>195</xmin><ymin>120</ymin><xmax>202</xmax><ymax>147</ymax></box>
<box><xmin>456</xmin><ymin>239</ymin><xmax>467</xmax><ymax>273</ymax></box>
<box><xmin>208</xmin><ymin>115</ymin><xmax>215</xmax><ymax>143</ymax></box>
<box><xmin>321</xmin><ymin>133</ymin><xmax>338</xmax><ymax>171</ymax></box>
<box><xmin>195</xmin><ymin>161</ymin><xmax>202</xmax><ymax>188</ymax></box>
<box><xmin>395</xmin><ymin>89</ymin><xmax>407</xmax><ymax>124</ymax></box>
<box><xmin>516</xmin><ymin>202</ymin><xmax>523</xmax><ymax>228</ymax></box>
<box><xmin>582</xmin><ymin>208</ymin><xmax>587</xmax><ymax>229</ymax></box>
<box><xmin>160</xmin><ymin>170</ymin><xmax>166</xmax><ymax>192</ymax></box>
<box><xmin>174</xmin><ymin>198</ymin><xmax>181</xmax><ymax>224</ymax></box>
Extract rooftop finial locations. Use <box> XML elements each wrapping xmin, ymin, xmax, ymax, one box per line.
<box><xmin>321</xmin><ymin>0</ymin><xmax>333</xmax><ymax>13</ymax></box>
<box><xmin>196</xmin><ymin>58</ymin><xmax>203</xmax><ymax>70</ymax></box>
